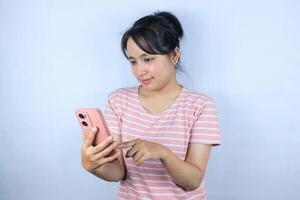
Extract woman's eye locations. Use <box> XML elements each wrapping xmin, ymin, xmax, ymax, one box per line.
<box><xmin>144</xmin><ymin>58</ymin><xmax>154</xmax><ymax>63</ymax></box>
<box><xmin>129</xmin><ymin>60</ymin><xmax>136</xmax><ymax>65</ymax></box>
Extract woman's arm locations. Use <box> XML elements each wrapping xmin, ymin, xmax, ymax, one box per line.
<box><xmin>160</xmin><ymin>143</ymin><xmax>212</xmax><ymax>191</ymax></box>
<box><xmin>119</xmin><ymin>140</ymin><xmax>212</xmax><ymax>191</ymax></box>
<box><xmin>90</xmin><ymin>153</ymin><xmax>125</xmax><ymax>182</ymax></box>
<box><xmin>81</xmin><ymin>128</ymin><xmax>126</xmax><ymax>182</ymax></box>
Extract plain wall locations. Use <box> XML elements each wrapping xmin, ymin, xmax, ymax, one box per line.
<box><xmin>0</xmin><ymin>0</ymin><xmax>299</xmax><ymax>199</ymax></box>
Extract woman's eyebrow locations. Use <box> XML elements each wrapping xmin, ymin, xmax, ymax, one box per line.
<box><xmin>128</xmin><ymin>53</ymin><xmax>149</xmax><ymax>59</ymax></box>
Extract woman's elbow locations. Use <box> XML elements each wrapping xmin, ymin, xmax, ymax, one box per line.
<box><xmin>184</xmin><ymin>173</ymin><xmax>203</xmax><ymax>191</ymax></box>
<box><xmin>184</xmin><ymin>181</ymin><xmax>201</xmax><ymax>191</ymax></box>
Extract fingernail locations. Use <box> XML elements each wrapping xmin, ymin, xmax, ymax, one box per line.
<box><xmin>92</xmin><ymin>127</ymin><xmax>97</xmax><ymax>132</ymax></box>
<box><xmin>107</xmin><ymin>136</ymin><xmax>112</xmax><ymax>141</ymax></box>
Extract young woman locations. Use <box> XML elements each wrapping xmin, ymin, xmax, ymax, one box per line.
<box><xmin>81</xmin><ymin>11</ymin><xmax>221</xmax><ymax>200</ymax></box>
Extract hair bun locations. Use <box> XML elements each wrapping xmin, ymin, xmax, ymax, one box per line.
<box><xmin>155</xmin><ymin>11</ymin><xmax>184</xmax><ymax>39</ymax></box>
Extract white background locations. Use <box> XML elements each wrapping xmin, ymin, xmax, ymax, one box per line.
<box><xmin>0</xmin><ymin>0</ymin><xmax>299</xmax><ymax>199</ymax></box>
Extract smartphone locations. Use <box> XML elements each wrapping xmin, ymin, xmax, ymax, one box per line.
<box><xmin>75</xmin><ymin>108</ymin><xmax>111</xmax><ymax>146</ymax></box>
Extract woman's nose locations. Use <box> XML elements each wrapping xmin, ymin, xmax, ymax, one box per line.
<box><xmin>137</xmin><ymin>64</ymin><xmax>147</xmax><ymax>75</ymax></box>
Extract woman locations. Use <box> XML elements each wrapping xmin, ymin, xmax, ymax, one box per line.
<box><xmin>81</xmin><ymin>11</ymin><xmax>221</xmax><ymax>200</ymax></box>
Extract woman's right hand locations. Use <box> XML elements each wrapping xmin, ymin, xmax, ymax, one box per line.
<box><xmin>81</xmin><ymin>127</ymin><xmax>120</xmax><ymax>172</ymax></box>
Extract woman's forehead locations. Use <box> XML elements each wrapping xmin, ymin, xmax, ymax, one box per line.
<box><xmin>126</xmin><ymin>37</ymin><xmax>167</xmax><ymax>60</ymax></box>
<box><xmin>126</xmin><ymin>38</ymin><xmax>147</xmax><ymax>58</ymax></box>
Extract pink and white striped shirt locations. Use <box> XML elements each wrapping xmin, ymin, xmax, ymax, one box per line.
<box><xmin>103</xmin><ymin>86</ymin><xmax>221</xmax><ymax>200</ymax></box>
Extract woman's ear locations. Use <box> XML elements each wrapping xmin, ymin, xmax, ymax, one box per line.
<box><xmin>171</xmin><ymin>47</ymin><xmax>180</xmax><ymax>65</ymax></box>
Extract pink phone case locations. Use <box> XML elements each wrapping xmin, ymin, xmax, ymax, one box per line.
<box><xmin>75</xmin><ymin>108</ymin><xmax>111</xmax><ymax>146</ymax></box>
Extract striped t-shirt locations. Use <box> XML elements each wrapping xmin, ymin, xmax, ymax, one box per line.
<box><xmin>103</xmin><ymin>86</ymin><xmax>221</xmax><ymax>200</ymax></box>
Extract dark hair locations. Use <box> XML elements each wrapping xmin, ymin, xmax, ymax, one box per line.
<box><xmin>121</xmin><ymin>11</ymin><xmax>184</xmax><ymax>71</ymax></box>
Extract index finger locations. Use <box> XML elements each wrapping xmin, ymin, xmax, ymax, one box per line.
<box><xmin>117</xmin><ymin>139</ymin><xmax>138</xmax><ymax>149</ymax></box>
<box><xmin>82</xmin><ymin>127</ymin><xmax>98</xmax><ymax>148</ymax></box>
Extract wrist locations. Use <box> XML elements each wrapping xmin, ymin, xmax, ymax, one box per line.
<box><xmin>159</xmin><ymin>145</ymin><xmax>171</xmax><ymax>162</ymax></box>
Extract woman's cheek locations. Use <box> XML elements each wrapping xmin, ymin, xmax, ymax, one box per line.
<box><xmin>148</xmin><ymin>64</ymin><xmax>158</xmax><ymax>74</ymax></box>
<box><xmin>131</xmin><ymin>66</ymin><xmax>139</xmax><ymax>77</ymax></box>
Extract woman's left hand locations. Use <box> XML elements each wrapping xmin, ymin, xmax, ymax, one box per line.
<box><xmin>117</xmin><ymin>139</ymin><xmax>170</xmax><ymax>164</ymax></box>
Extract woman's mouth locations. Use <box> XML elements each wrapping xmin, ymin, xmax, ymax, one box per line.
<box><xmin>141</xmin><ymin>77</ymin><xmax>153</xmax><ymax>85</ymax></box>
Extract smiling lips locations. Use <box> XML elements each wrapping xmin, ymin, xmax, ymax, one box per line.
<box><xmin>141</xmin><ymin>77</ymin><xmax>154</xmax><ymax>85</ymax></box>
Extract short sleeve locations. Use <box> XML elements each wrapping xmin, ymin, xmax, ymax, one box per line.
<box><xmin>189</xmin><ymin>97</ymin><xmax>221</xmax><ymax>146</ymax></box>
<box><xmin>103</xmin><ymin>90</ymin><xmax>122</xmax><ymax>137</ymax></box>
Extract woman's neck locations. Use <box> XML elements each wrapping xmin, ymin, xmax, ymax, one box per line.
<box><xmin>139</xmin><ymin>79</ymin><xmax>183</xmax><ymax>98</ymax></box>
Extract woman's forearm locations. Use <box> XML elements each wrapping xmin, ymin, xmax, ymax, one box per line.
<box><xmin>160</xmin><ymin>148</ymin><xmax>203</xmax><ymax>191</ymax></box>
<box><xmin>91</xmin><ymin>156</ymin><xmax>125</xmax><ymax>182</ymax></box>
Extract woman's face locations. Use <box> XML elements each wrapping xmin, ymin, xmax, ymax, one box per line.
<box><xmin>126</xmin><ymin>37</ymin><xmax>179</xmax><ymax>92</ymax></box>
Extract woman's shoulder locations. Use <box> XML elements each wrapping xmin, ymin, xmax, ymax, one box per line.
<box><xmin>182</xmin><ymin>87</ymin><xmax>215</xmax><ymax>105</ymax></box>
<box><xmin>107</xmin><ymin>86</ymin><xmax>138</xmax><ymax>100</ymax></box>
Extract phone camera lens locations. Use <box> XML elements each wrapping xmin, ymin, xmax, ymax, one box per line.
<box><xmin>82</xmin><ymin>121</ymin><xmax>88</xmax><ymax>126</ymax></box>
<box><xmin>79</xmin><ymin>113</ymin><xmax>85</xmax><ymax>119</ymax></box>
